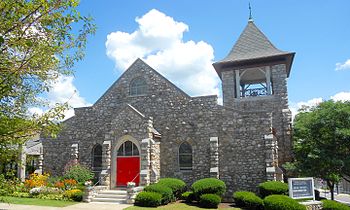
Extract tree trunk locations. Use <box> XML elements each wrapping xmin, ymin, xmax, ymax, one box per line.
<box><xmin>327</xmin><ymin>180</ymin><xmax>335</xmax><ymax>200</ymax></box>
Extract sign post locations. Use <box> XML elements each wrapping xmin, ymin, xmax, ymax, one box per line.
<box><xmin>288</xmin><ymin>177</ymin><xmax>315</xmax><ymax>200</ymax></box>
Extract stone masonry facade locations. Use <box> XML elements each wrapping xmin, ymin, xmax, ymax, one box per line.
<box><xmin>42</xmin><ymin>20</ymin><xmax>294</xmax><ymax>199</ymax></box>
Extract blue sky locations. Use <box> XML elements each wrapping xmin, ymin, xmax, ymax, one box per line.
<box><xmin>43</xmin><ymin>0</ymin><xmax>350</xmax><ymax>118</ymax></box>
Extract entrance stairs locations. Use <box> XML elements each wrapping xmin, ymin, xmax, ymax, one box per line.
<box><xmin>91</xmin><ymin>188</ymin><xmax>128</xmax><ymax>204</ymax></box>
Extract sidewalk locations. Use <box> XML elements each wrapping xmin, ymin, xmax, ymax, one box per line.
<box><xmin>318</xmin><ymin>189</ymin><xmax>350</xmax><ymax>205</ymax></box>
<box><xmin>0</xmin><ymin>202</ymin><xmax>131</xmax><ymax>210</ymax></box>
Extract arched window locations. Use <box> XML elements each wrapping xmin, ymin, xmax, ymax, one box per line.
<box><xmin>179</xmin><ymin>142</ymin><xmax>192</xmax><ymax>170</ymax></box>
<box><xmin>117</xmin><ymin>141</ymin><xmax>139</xmax><ymax>156</ymax></box>
<box><xmin>92</xmin><ymin>144</ymin><xmax>102</xmax><ymax>171</ymax></box>
<box><xmin>130</xmin><ymin>77</ymin><xmax>147</xmax><ymax>96</ymax></box>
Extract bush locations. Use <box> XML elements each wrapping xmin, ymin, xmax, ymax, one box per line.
<box><xmin>322</xmin><ymin>200</ymin><xmax>350</xmax><ymax>210</ymax></box>
<box><xmin>12</xmin><ymin>192</ymin><xmax>31</xmax><ymax>198</ymax></box>
<box><xmin>135</xmin><ymin>191</ymin><xmax>162</xmax><ymax>207</ymax></box>
<box><xmin>181</xmin><ymin>191</ymin><xmax>195</xmax><ymax>203</ymax></box>
<box><xmin>258</xmin><ymin>181</ymin><xmax>288</xmax><ymax>198</ymax></box>
<box><xmin>191</xmin><ymin>178</ymin><xmax>226</xmax><ymax>200</ymax></box>
<box><xmin>0</xmin><ymin>174</ymin><xmax>22</xmax><ymax>195</ymax></box>
<box><xmin>199</xmin><ymin>193</ymin><xmax>221</xmax><ymax>208</ymax></box>
<box><xmin>36</xmin><ymin>193</ymin><xmax>65</xmax><ymax>200</ymax></box>
<box><xmin>264</xmin><ymin>195</ymin><xmax>306</xmax><ymax>210</ymax></box>
<box><xmin>158</xmin><ymin>178</ymin><xmax>186</xmax><ymax>199</ymax></box>
<box><xmin>63</xmin><ymin>189</ymin><xmax>83</xmax><ymax>201</ymax></box>
<box><xmin>63</xmin><ymin>164</ymin><xmax>94</xmax><ymax>184</ymax></box>
<box><xmin>24</xmin><ymin>173</ymin><xmax>50</xmax><ymax>188</ymax></box>
<box><xmin>144</xmin><ymin>183</ymin><xmax>174</xmax><ymax>204</ymax></box>
<box><xmin>233</xmin><ymin>191</ymin><xmax>264</xmax><ymax>210</ymax></box>
<box><xmin>29</xmin><ymin>186</ymin><xmax>60</xmax><ymax>195</ymax></box>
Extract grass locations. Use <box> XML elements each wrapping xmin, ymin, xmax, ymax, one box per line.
<box><xmin>124</xmin><ymin>202</ymin><xmax>241</xmax><ymax>210</ymax></box>
<box><xmin>0</xmin><ymin>196</ymin><xmax>78</xmax><ymax>207</ymax></box>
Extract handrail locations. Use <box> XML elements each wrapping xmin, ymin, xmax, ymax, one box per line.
<box><xmin>92</xmin><ymin>171</ymin><xmax>109</xmax><ymax>188</ymax></box>
<box><xmin>130</xmin><ymin>172</ymin><xmax>140</xmax><ymax>183</ymax></box>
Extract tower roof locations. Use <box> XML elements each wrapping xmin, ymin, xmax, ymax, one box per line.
<box><xmin>213</xmin><ymin>20</ymin><xmax>295</xmax><ymax>78</ymax></box>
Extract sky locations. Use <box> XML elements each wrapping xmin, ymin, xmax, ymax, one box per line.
<box><xmin>39</xmin><ymin>0</ymin><xmax>350</xmax><ymax>119</ymax></box>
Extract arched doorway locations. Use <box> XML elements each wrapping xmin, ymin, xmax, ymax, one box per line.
<box><xmin>116</xmin><ymin>141</ymin><xmax>140</xmax><ymax>186</ymax></box>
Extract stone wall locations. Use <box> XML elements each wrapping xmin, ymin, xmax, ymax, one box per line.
<box><xmin>42</xmin><ymin>59</ymin><xmax>284</xmax><ymax>197</ymax></box>
<box><xmin>221</xmin><ymin>64</ymin><xmax>292</xmax><ymax>165</ymax></box>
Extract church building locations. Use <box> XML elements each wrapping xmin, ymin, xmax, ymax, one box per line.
<box><xmin>42</xmin><ymin>19</ymin><xmax>295</xmax><ymax>197</ymax></box>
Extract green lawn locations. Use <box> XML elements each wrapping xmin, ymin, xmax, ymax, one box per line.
<box><xmin>124</xmin><ymin>203</ymin><xmax>241</xmax><ymax>210</ymax></box>
<box><xmin>0</xmin><ymin>196</ymin><xmax>78</xmax><ymax>207</ymax></box>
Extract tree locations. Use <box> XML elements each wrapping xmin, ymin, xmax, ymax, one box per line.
<box><xmin>0</xmin><ymin>0</ymin><xmax>95</xmax><ymax>171</ymax></box>
<box><xmin>285</xmin><ymin>100</ymin><xmax>350</xmax><ymax>200</ymax></box>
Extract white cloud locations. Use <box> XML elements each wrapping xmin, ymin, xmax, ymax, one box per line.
<box><xmin>290</xmin><ymin>97</ymin><xmax>323</xmax><ymax>120</ymax></box>
<box><xmin>330</xmin><ymin>91</ymin><xmax>350</xmax><ymax>102</ymax></box>
<box><xmin>335</xmin><ymin>59</ymin><xmax>350</xmax><ymax>71</ymax></box>
<box><xmin>105</xmin><ymin>9</ymin><xmax>220</xmax><ymax>97</ymax></box>
<box><xmin>290</xmin><ymin>91</ymin><xmax>350</xmax><ymax>120</ymax></box>
<box><xmin>29</xmin><ymin>75</ymin><xmax>91</xmax><ymax>120</ymax></box>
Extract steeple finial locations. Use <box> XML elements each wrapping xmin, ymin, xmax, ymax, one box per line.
<box><xmin>248</xmin><ymin>2</ymin><xmax>253</xmax><ymax>22</ymax></box>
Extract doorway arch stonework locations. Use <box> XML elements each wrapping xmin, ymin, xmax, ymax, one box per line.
<box><xmin>111</xmin><ymin>135</ymin><xmax>141</xmax><ymax>188</ymax></box>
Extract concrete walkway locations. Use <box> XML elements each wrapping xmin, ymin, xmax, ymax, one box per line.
<box><xmin>0</xmin><ymin>202</ymin><xmax>131</xmax><ymax>210</ymax></box>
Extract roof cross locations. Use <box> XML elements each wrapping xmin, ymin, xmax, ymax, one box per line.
<box><xmin>248</xmin><ymin>2</ymin><xmax>253</xmax><ymax>22</ymax></box>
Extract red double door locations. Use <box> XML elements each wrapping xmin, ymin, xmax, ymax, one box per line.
<box><xmin>116</xmin><ymin>157</ymin><xmax>140</xmax><ymax>186</ymax></box>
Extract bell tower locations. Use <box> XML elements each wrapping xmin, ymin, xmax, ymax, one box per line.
<box><xmin>213</xmin><ymin>19</ymin><xmax>295</xmax><ymax>164</ymax></box>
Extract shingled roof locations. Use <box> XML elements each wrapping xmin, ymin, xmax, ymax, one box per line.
<box><xmin>213</xmin><ymin>20</ymin><xmax>295</xmax><ymax>77</ymax></box>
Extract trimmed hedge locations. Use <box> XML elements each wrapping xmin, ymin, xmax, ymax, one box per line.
<box><xmin>264</xmin><ymin>195</ymin><xmax>306</xmax><ymax>210</ymax></box>
<box><xmin>258</xmin><ymin>181</ymin><xmax>289</xmax><ymax>198</ymax></box>
<box><xmin>181</xmin><ymin>191</ymin><xmax>195</xmax><ymax>203</ymax></box>
<box><xmin>158</xmin><ymin>178</ymin><xmax>186</xmax><ymax>199</ymax></box>
<box><xmin>63</xmin><ymin>189</ymin><xmax>83</xmax><ymax>201</ymax></box>
<box><xmin>199</xmin><ymin>193</ymin><xmax>221</xmax><ymax>208</ymax></box>
<box><xmin>191</xmin><ymin>178</ymin><xmax>226</xmax><ymax>200</ymax></box>
<box><xmin>233</xmin><ymin>191</ymin><xmax>264</xmax><ymax>210</ymax></box>
<box><xmin>322</xmin><ymin>200</ymin><xmax>350</xmax><ymax>210</ymax></box>
<box><xmin>135</xmin><ymin>191</ymin><xmax>162</xmax><ymax>207</ymax></box>
<box><xmin>144</xmin><ymin>183</ymin><xmax>174</xmax><ymax>204</ymax></box>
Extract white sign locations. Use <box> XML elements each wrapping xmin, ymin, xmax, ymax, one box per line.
<box><xmin>288</xmin><ymin>177</ymin><xmax>315</xmax><ymax>200</ymax></box>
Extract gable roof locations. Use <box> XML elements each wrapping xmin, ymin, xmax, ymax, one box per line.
<box><xmin>213</xmin><ymin>20</ymin><xmax>295</xmax><ymax>77</ymax></box>
<box><xmin>94</xmin><ymin>58</ymin><xmax>190</xmax><ymax>106</ymax></box>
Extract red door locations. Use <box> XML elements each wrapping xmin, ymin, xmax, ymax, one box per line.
<box><xmin>117</xmin><ymin>157</ymin><xmax>140</xmax><ymax>186</ymax></box>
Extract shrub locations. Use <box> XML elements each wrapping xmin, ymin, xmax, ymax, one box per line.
<box><xmin>0</xmin><ymin>174</ymin><xmax>22</xmax><ymax>195</ymax></box>
<box><xmin>233</xmin><ymin>191</ymin><xmax>264</xmax><ymax>210</ymax></box>
<box><xmin>135</xmin><ymin>191</ymin><xmax>162</xmax><ymax>207</ymax></box>
<box><xmin>63</xmin><ymin>189</ymin><xmax>83</xmax><ymax>202</ymax></box>
<box><xmin>144</xmin><ymin>183</ymin><xmax>174</xmax><ymax>204</ymax></box>
<box><xmin>322</xmin><ymin>200</ymin><xmax>350</xmax><ymax>210</ymax></box>
<box><xmin>158</xmin><ymin>178</ymin><xmax>186</xmax><ymax>199</ymax></box>
<box><xmin>29</xmin><ymin>186</ymin><xmax>60</xmax><ymax>195</ymax></box>
<box><xmin>264</xmin><ymin>195</ymin><xmax>306</xmax><ymax>210</ymax></box>
<box><xmin>199</xmin><ymin>193</ymin><xmax>221</xmax><ymax>208</ymax></box>
<box><xmin>36</xmin><ymin>193</ymin><xmax>65</xmax><ymax>200</ymax></box>
<box><xmin>181</xmin><ymin>191</ymin><xmax>195</xmax><ymax>203</ymax></box>
<box><xmin>63</xmin><ymin>164</ymin><xmax>94</xmax><ymax>184</ymax></box>
<box><xmin>24</xmin><ymin>173</ymin><xmax>50</xmax><ymax>188</ymax></box>
<box><xmin>12</xmin><ymin>192</ymin><xmax>31</xmax><ymax>198</ymax></box>
<box><xmin>258</xmin><ymin>181</ymin><xmax>288</xmax><ymax>198</ymax></box>
<box><xmin>191</xmin><ymin>178</ymin><xmax>226</xmax><ymax>200</ymax></box>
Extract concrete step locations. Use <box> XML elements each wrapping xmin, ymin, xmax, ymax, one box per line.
<box><xmin>90</xmin><ymin>201</ymin><xmax>126</xmax><ymax>204</ymax></box>
<box><xmin>91</xmin><ymin>189</ymin><xmax>128</xmax><ymax>204</ymax></box>
<box><xmin>91</xmin><ymin>197</ymin><xmax>127</xmax><ymax>203</ymax></box>
<box><xmin>98</xmin><ymin>190</ymin><xmax>127</xmax><ymax>195</ymax></box>
<box><xmin>95</xmin><ymin>193</ymin><xmax>127</xmax><ymax>199</ymax></box>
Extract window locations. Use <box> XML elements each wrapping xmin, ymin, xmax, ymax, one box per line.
<box><xmin>117</xmin><ymin>141</ymin><xmax>139</xmax><ymax>156</ymax></box>
<box><xmin>130</xmin><ymin>77</ymin><xmax>147</xmax><ymax>96</ymax></box>
<box><xmin>179</xmin><ymin>142</ymin><xmax>192</xmax><ymax>170</ymax></box>
<box><xmin>92</xmin><ymin>144</ymin><xmax>102</xmax><ymax>171</ymax></box>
